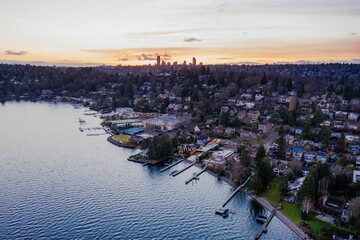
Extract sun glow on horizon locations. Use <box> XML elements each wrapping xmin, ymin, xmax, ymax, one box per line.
<box><xmin>0</xmin><ymin>0</ymin><xmax>359</xmax><ymax>66</ymax></box>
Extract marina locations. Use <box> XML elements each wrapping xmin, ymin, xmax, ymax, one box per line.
<box><xmin>171</xmin><ymin>161</ymin><xmax>197</xmax><ymax>177</ymax></box>
<box><xmin>185</xmin><ymin>167</ymin><xmax>207</xmax><ymax>184</ymax></box>
<box><xmin>159</xmin><ymin>158</ymin><xmax>184</xmax><ymax>172</ymax></box>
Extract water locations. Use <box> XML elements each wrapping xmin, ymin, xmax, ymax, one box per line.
<box><xmin>0</xmin><ymin>102</ymin><xmax>300</xmax><ymax>239</ymax></box>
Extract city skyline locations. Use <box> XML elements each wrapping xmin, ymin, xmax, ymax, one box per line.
<box><xmin>1</xmin><ymin>0</ymin><xmax>360</xmax><ymax>66</ymax></box>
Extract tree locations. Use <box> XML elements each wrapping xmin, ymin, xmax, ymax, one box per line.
<box><xmin>302</xmin><ymin>118</ymin><xmax>312</xmax><ymax>139</ymax></box>
<box><xmin>255</xmin><ymin>144</ymin><xmax>266</xmax><ymax>163</ymax></box>
<box><xmin>287</xmin><ymin>111</ymin><xmax>296</xmax><ymax>126</ymax></box>
<box><xmin>336</xmin><ymin>133</ymin><xmax>346</xmax><ymax>153</ymax></box>
<box><xmin>287</xmin><ymin>78</ymin><xmax>293</xmax><ymax>92</ymax></box>
<box><xmin>312</xmin><ymin>108</ymin><xmax>323</xmax><ymax>126</ymax></box>
<box><xmin>219</xmin><ymin>111</ymin><xmax>230</xmax><ymax>126</ymax></box>
<box><xmin>240</xmin><ymin>149</ymin><xmax>251</xmax><ymax>168</ymax></box>
<box><xmin>277</xmin><ymin>134</ymin><xmax>287</xmax><ymax>160</ymax></box>
<box><xmin>298</xmin><ymin>175</ymin><xmax>316</xmax><ymax>203</ymax></box>
<box><xmin>301</xmin><ymin>197</ymin><xmax>314</xmax><ymax>218</ymax></box>
<box><xmin>261</xmin><ymin>73</ymin><xmax>267</xmax><ymax>85</ymax></box>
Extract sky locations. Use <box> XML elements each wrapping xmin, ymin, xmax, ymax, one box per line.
<box><xmin>0</xmin><ymin>0</ymin><xmax>359</xmax><ymax>66</ymax></box>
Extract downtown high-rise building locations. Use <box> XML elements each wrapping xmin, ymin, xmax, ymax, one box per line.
<box><xmin>192</xmin><ymin>57</ymin><xmax>196</xmax><ymax>66</ymax></box>
<box><xmin>156</xmin><ymin>56</ymin><xmax>160</xmax><ymax>66</ymax></box>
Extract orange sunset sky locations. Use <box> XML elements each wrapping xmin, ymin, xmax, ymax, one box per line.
<box><xmin>1</xmin><ymin>0</ymin><xmax>360</xmax><ymax>66</ymax></box>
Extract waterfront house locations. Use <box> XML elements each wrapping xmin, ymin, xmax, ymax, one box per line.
<box><xmin>353</xmin><ymin>170</ymin><xmax>360</xmax><ymax>183</ymax></box>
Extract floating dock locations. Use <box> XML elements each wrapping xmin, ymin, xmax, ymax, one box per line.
<box><xmin>160</xmin><ymin>159</ymin><xmax>184</xmax><ymax>172</ymax></box>
<box><xmin>255</xmin><ymin>209</ymin><xmax>276</xmax><ymax>239</ymax></box>
<box><xmin>172</xmin><ymin>162</ymin><xmax>196</xmax><ymax>177</ymax></box>
<box><xmin>185</xmin><ymin>167</ymin><xmax>207</xmax><ymax>184</ymax></box>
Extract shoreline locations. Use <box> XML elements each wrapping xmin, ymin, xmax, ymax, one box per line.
<box><xmin>182</xmin><ymin>159</ymin><xmax>310</xmax><ymax>240</ymax></box>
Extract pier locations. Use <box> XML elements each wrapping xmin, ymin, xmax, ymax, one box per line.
<box><xmin>160</xmin><ymin>159</ymin><xmax>184</xmax><ymax>172</ymax></box>
<box><xmin>79</xmin><ymin>127</ymin><xmax>104</xmax><ymax>132</ymax></box>
<box><xmin>255</xmin><ymin>209</ymin><xmax>276</xmax><ymax>239</ymax></box>
<box><xmin>185</xmin><ymin>167</ymin><xmax>207</xmax><ymax>184</ymax></box>
<box><xmin>221</xmin><ymin>172</ymin><xmax>254</xmax><ymax>207</ymax></box>
<box><xmin>172</xmin><ymin>162</ymin><xmax>196</xmax><ymax>177</ymax></box>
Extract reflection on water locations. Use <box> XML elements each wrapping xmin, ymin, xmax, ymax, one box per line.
<box><xmin>0</xmin><ymin>102</ymin><xmax>299</xmax><ymax>239</ymax></box>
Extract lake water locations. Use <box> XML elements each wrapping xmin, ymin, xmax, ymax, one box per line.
<box><xmin>0</xmin><ymin>102</ymin><xmax>299</xmax><ymax>239</ymax></box>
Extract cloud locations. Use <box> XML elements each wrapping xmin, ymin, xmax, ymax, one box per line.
<box><xmin>5</xmin><ymin>50</ymin><xmax>28</xmax><ymax>56</ymax></box>
<box><xmin>119</xmin><ymin>57</ymin><xmax>128</xmax><ymax>61</ymax></box>
<box><xmin>136</xmin><ymin>53</ymin><xmax>157</xmax><ymax>61</ymax></box>
<box><xmin>349</xmin><ymin>32</ymin><xmax>357</xmax><ymax>35</ymax></box>
<box><xmin>183</xmin><ymin>37</ymin><xmax>202</xmax><ymax>42</ymax></box>
<box><xmin>352</xmin><ymin>58</ymin><xmax>360</xmax><ymax>63</ymax></box>
<box><xmin>211</xmin><ymin>0</ymin><xmax>224</xmax><ymax>12</ymax></box>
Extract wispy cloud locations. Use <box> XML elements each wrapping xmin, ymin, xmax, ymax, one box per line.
<box><xmin>210</xmin><ymin>0</ymin><xmax>224</xmax><ymax>12</ymax></box>
<box><xmin>349</xmin><ymin>32</ymin><xmax>357</xmax><ymax>35</ymax></box>
<box><xmin>119</xmin><ymin>57</ymin><xmax>128</xmax><ymax>61</ymax></box>
<box><xmin>5</xmin><ymin>50</ymin><xmax>28</xmax><ymax>56</ymax></box>
<box><xmin>183</xmin><ymin>37</ymin><xmax>202</xmax><ymax>42</ymax></box>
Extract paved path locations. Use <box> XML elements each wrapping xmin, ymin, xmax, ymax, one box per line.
<box><xmin>255</xmin><ymin>196</ymin><xmax>311</xmax><ymax>240</ymax></box>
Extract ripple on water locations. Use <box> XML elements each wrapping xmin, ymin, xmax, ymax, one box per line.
<box><xmin>0</xmin><ymin>102</ymin><xmax>300</xmax><ymax>240</ymax></box>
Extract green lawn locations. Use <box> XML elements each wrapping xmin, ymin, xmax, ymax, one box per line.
<box><xmin>112</xmin><ymin>135</ymin><xmax>131</xmax><ymax>143</ymax></box>
<box><xmin>261</xmin><ymin>177</ymin><xmax>332</xmax><ymax>235</ymax></box>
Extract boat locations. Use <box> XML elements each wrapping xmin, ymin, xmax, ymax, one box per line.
<box><xmin>215</xmin><ymin>208</ymin><xmax>229</xmax><ymax>218</ymax></box>
<box><xmin>79</xmin><ymin>118</ymin><xmax>86</xmax><ymax>123</ymax></box>
<box><xmin>256</xmin><ymin>215</ymin><xmax>267</xmax><ymax>223</ymax></box>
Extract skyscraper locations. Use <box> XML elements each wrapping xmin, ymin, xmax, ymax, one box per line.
<box><xmin>157</xmin><ymin>56</ymin><xmax>160</xmax><ymax>66</ymax></box>
<box><xmin>192</xmin><ymin>57</ymin><xmax>196</xmax><ymax>66</ymax></box>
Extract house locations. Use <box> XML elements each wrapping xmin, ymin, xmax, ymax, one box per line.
<box><xmin>292</xmin><ymin>147</ymin><xmax>304</xmax><ymax>160</ymax></box>
<box><xmin>333</xmin><ymin>121</ymin><xmax>346</xmax><ymax>130</ymax></box>
<box><xmin>194</xmin><ymin>125</ymin><xmax>200</xmax><ymax>133</ymax></box>
<box><xmin>237</xmin><ymin>110</ymin><xmax>246</xmax><ymax>120</ymax></box>
<box><xmin>285</xmin><ymin>134</ymin><xmax>295</xmax><ymax>145</ymax></box>
<box><xmin>177</xmin><ymin>144</ymin><xmax>196</xmax><ymax>155</ymax></box>
<box><xmin>334</xmin><ymin>111</ymin><xmax>347</xmax><ymax>120</ymax></box>
<box><xmin>345</xmin><ymin>134</ymin><xmax>359</xmax><ymax>142</ymax></box>
<box><xmin>348</xmin><ymin>112</ymin><xmax>359</xmax><ymax>121</ymax></box>
<box><xmin>302</xmin><ymin>166</ymin><xmax>311</xmax><ymax>176</ymax></box>
<box><xmin>255</xmin><ymin>94</ymin><xmax>264</xmax><ymax>101</ymax></box>
<box><xmin>197</xmin><ymin>135</ymin><xmax>210</xmax><ymax>145</ymax></box>
<box><xmin>278</xmin><ymin>95</ymin><xmax>290</xmax><ymax>103</ymax></box>
<box><xmin>291</xmin><ymin>127</ymin><xmax>303</xmax><ymax>135</ymax></box>
<box><xmin>258</xmin><ymin>122</ymin><xmax>271</xmax><ymax>133</ymax></box>
<box><xmin>246</xmin><ymin>110</ymin><xmax>260</xmax><ymax>123</ymax></box>
<box><xmin>316</xmin><ymin>151</ymin><xmax>328</xmax><ymax>163</ymax></box>
<box><xmin>209</xmin><ymin>149</ymin><xmax>235</xmax><ymax>167</ymax></box>
<box><xmin>304</xmin><ymin>152</ymin><xmax>316</xmax><ymax>163</ymax></box>
<box><xmin>288</xmin><ymin>177</ymin><xmax>305</xmax><ymax>195</ymax></box>
<box><xmin>356</xmin><ymin>156</ymin><xmax>360</xmax><ymax>170</ymax></box>
<box><xmin>353</xmin><ymin>170</ymin><xmax>360</xmax><ymax>183</ymax></box>
<box><xmin>224</xmin><ymin>127</ymin><xmax>235</xmax><ymax>136</ymax></box>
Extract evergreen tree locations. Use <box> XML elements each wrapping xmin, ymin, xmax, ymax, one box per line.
<box><xmin>277</xmin><ymin>134</ymin><xmax>287</xmax><ymax>160</ymax></box>
<box><xmin>255</xmin><ymin>144</ymin><xmax>266</xmax><ymax>163</ymax></box>
<box><xmin>336</xmin><ymin>133</ymin><xmax>346</xmax><ymax>153</ymax></box>
<box><xmin>298</xmin><ymin>175</ymin><xmax>316</xmax><ymax>203</ymax></box>
<box><xmin>261</xmin><ymin>73</ymin><xmax>267</xmax><ymax>85</ymax></box>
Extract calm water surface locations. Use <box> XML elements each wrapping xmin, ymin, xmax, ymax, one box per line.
<box><xmin>0</xmin><ymin>102</ymin><xmax>299</xmax><ymax>239</ymax></box>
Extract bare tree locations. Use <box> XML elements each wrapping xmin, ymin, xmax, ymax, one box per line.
<box><xmin>349</xmin><ymin>197</ymin><xmax>360</xmax><ymax>218</ymax></box>
<box><xmin>301</xmin><ymin>197</ymin><xmax>314</xmax><ymax>215</ymax></box>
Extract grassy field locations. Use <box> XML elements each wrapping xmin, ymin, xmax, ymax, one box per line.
<box><xmin>261</xmin><ymin>177</ymin><xmax>332</xmax><ymax>235</ymax></box>
<box><xmin>112</xmin><ymin>135</ymin><xmax>131</xmax><ymax>143</ymax></box>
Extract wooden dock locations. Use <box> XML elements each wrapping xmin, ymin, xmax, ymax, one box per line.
<box><xmin>255</xmin><ymin>209</ymin><xmax>276</xmax><ymax>239</ymax></box>
<box><xmin>160</xmin><ymin>159</ymin><xmax>184</xmax><ymax>172</ymax></box>
<box><xmin>172</xmin><ymin>162</ymin><xmax>196</xmax><ymax>177</ymax></box>
<box><xmin>185</xmin><ymin>167</ymin><xmax>207</xmax><ymax>184</ymax></box>
<box><xmin>222</xmin><ymin>186</ymin><xmax>242</xmax><ymax>207</ymax></box>
<box><xmin>221</xmin><ymin>173</ymin><xmax>254</xmax><ymax>207</ymax></box>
